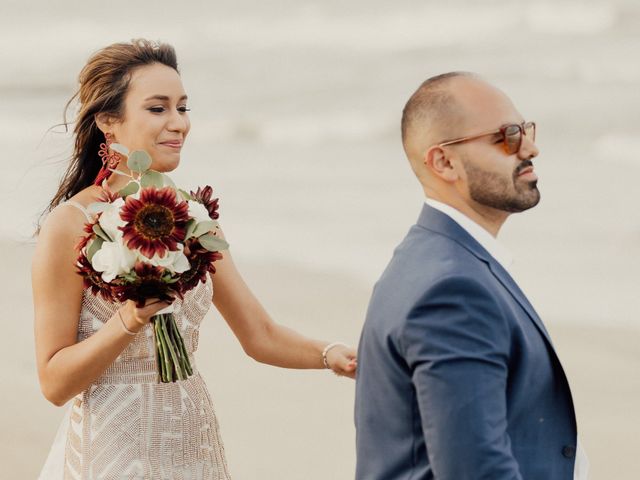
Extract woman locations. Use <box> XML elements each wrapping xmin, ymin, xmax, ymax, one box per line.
<box><xmin>33</xmin><ymin>39</ymin><xmax>357</xmax><ymax>479</ymax></box>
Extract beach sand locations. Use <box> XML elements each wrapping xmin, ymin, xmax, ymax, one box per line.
<box><xmin>2</xmin><ymin>240</ymin><xmax>638</xmax><ymax>479</ymax></box>
<box><xmin>2</xmin><ymin>3</ymin><xmax>639</xmax><ymax>477</ymax></box>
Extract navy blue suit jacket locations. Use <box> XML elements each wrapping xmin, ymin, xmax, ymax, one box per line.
<box><xmin>355</xmin><ymin>204</ymin><xmax>577</xmax><ymax>480</ymax></box>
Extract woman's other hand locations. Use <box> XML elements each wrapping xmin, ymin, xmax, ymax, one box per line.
<box><xmin>326</xmin><ymin>344</ymin><xmax>358</xmax><ymax>379</ymax></box>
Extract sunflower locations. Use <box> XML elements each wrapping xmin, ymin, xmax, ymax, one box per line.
<box><xmin>75</xmin><ymin>220</ymin><xmax>97</xmax><ymax>253</ymax></box>
<box><xmin>114</xmin><ymin>261</ymin><xmax>182</xmax><ymax>308</ymax></box>
<box><xmin>76</xmin><ymin>255</ymin><xmax>117</xmax><ymax>302</ymax></box>
<box><xmin>190</xmin><ymin>186</ymin><xmax>219</xmax><ymax>220</ymax></box>
<box><xmin>179</xmin><ymin>238</ymin><xmax>223</xmax><ymax>292</ymax></box>
<box><xmin>120</xmin><ymin>187</ymin><xmax>189</xmax><ymax>259</ymax></box>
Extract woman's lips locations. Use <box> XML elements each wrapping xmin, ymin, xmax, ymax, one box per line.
<box><xmin>159</xmin><ymin>141</ymin><xmax>183</xmax><ymax>149</ymax></box>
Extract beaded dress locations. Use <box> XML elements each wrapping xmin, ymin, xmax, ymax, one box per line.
<box><xmin>38</xmin><ymin>202</ymin><xmax>232</xmax><ymax>480</ymax></box>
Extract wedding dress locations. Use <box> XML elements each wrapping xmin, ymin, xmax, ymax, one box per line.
<box><xmin>38</xmin><ymin>201</ymin><xmax>232</xmax><ymax>479</ymax></box>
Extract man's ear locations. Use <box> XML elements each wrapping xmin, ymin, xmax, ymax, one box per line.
<box><xmin>95</xmin><ymin>112</ymin><xmax>117</xmax><ymax>134</ymax></box>
<box><xmin>424</xmin><ymin>146</ymin><xmax>459</xmax><ymax>182</ymax></box>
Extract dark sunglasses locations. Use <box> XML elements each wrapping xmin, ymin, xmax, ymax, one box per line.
<box><xmin>438</xmin><ymin>121</ymin><xmax>536</xmax><ymax>155</ymax></box>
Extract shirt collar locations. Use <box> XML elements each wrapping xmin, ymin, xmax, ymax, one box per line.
<box><xmin>424</xmin><ymin>198</ymin><xmax>514</xmax><ymax>272</ymax></box>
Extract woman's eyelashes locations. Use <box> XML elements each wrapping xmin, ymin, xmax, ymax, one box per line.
<box><xmin>147</xmin><ymin>105</ymin><xmax>191</xmax><ymax>114</ymax></box>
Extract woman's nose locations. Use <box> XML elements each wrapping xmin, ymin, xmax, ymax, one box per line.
<box><xmin>167</xmin><ymin>110</ymin><xmax>189</xmax><ymax>133</ymax></box>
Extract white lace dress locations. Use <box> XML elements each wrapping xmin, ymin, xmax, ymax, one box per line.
<box><xmin>38</xmin><ymin>202</ymin><xmax>232</xmax><ymax>480</ymax></box>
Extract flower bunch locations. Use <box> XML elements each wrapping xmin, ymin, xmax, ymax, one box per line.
<box><xmin>76</xmin><ymin>145</ymin><xmax>228</xmax><ymax>382</ymax></box>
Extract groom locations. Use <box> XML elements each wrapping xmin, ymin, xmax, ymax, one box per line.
<box><xmin>355</xmin><ymin>73</ymin><xmax>587</xmax><ymax>479</ymax></box>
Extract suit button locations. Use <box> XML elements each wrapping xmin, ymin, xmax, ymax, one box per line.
<box><xmin>562</xmin><ymin>446</ymin><xmax>576</xmax><ymax>459</ymax></box>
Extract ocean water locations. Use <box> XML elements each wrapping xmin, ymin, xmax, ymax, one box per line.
<box><xmin>1</xmin><ymin>0</ymin><xmax>638</xmax><ymax>325</ymax></box>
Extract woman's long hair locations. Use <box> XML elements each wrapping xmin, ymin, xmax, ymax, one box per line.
<box><xmin>40</xmin><ymin>39</ymin><xmax>178</xmax><ymax>227</ymax></box>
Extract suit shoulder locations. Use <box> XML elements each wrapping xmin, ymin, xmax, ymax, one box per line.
<box><xmin>382</xmin><ymin>224</ymin><xmax>486</xmax><ymax>284</ymax></box>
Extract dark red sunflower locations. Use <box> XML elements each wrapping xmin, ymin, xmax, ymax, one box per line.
<box><xmin>190</xmin><ymin>186</ymin><xmax>219</xmax><ymax>220</ymax></box>
<box><xmin>178</xmin><ymin>238</ymin><xmax>223</xmax><ymax>292</ymax></box>
<box><xmin>75</xmin><ymin>221</ymin><xmax>96</xmax><ymax>252</ymax></box>
<box><xmin>120</xmin><ymin>187</ymin><xmax>189</xmax><ymax>258</ymax></box>
<box><xmin>98</xmin><ymin>188</ymin><xmax>120</xmax><ymax>204</ymax></box>
<box><xmin>113</xmin><ymin>261</ymin><xmax>182</xmax><ymax>308</ymax></box>
<box><xmin>76</xmin><ymin>255</ymin><xmax>117</xmax><ymax>302</ymax></box>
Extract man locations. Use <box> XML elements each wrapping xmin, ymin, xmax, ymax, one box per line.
<box><xmin>355</xmin><ymin>72</ymin><xmax>587</xmax><ymax>479</ymax></box>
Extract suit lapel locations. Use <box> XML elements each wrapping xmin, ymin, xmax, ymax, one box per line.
<box><xmin>486</xmin><ymin>259</ymin><xmax>554</xmax><ymax>346</ymax></box>
<box><xmin>416</xmin><ymin>204</ymin><xmax>554</xmax><ymax>347</ymax></box>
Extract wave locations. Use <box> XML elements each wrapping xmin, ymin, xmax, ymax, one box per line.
<box><xmin>189</xmin><ymin>113</ymin><xmax>395</xmax><ymax>145</ymax></box>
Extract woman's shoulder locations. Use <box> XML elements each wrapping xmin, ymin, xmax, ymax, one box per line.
<box><xmin>39</xmin><ymin>186</ymin><xmax>103</xmax><ymax>241</ymax></box>
<box><xmin>68</xmin><ymin>185</ymin><xmax>105</xmax><ymax>209</ymax></box>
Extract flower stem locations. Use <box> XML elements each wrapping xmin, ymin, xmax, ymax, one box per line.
<box><xmin>160</xmin><ymin>314</ymin><xmax>185</xmax><ymax>381</ymax></box>
<box><xmin>151</xmin><ymin>312</ymin><xmax>193</xmax><ymax>383</ymax></box>
<box><xmin>169</xmin><ymin>315</ymin><xmax>193</xmax><ymax>376</ymax></box>
<box><xmin>153</xmin><ymin>320</ymin><xmax>165</xmax><ymax>382</ymax></box>
<box><xmin>155</xmin><ymin>316</ymin><xmax>173</xmax><ymax>382</ymax></box>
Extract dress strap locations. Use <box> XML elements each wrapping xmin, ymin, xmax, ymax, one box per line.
<box><xmin>61</xmin><ymin>200</ymin><xmax>95</xmax><ymax>223</ymax></box>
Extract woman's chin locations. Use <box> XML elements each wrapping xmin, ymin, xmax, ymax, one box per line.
<box><xmin>151</xmin><ymin>158</ymin><xmax>180</xmax><ymax>173</ymax></box>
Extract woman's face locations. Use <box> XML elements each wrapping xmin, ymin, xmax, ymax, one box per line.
<box><xmin>109</xmin><ymin>62</ymin><xmax>191</xmax><ymax>173</ymax></box>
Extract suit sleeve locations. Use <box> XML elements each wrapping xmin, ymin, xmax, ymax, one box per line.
<box><xmin>399</xmin><ymin>274</ymin><xmax>523</xmax><ymax>480</ymax></box>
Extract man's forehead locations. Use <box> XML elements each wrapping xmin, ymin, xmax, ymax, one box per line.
<box><xmin>451</xmin><ymin>78</ymin><xmax>524</xmax><ymax>129</ymax></box>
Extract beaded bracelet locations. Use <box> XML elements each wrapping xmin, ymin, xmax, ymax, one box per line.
<box><xmin>322</xmin><ymin>342</ymin><xmax>348</xmax><ymax>369</ymax></box>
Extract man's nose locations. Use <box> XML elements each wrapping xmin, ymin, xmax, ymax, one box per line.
<box><xmin>518</xmin><ymin>134</ymin><xmax>539</xmax><ymax>160</ymax></box>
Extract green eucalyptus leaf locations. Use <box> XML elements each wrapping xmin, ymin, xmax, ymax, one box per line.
<box><xmin>118</xmin><ymin>181</ymin><xmax>140</xmax><ymax>198</ymax></box>
<box><xmin>162</xmin><ymin>174</ymin><xmax>177</xmax><ymax>189</ymax></box>
<box><xmin>127</xmin><ymin>150</ymin><xmax>152</xmax><ymax>173</ymax></box>
<box><xmin>122</xmin><ymin>273</ymin><xmax>137</xmax><ymax>283</ymax></box>
<box><xmin>86</xmin><ymin>237</ymin><xmax>104</xmax><ymax>262</ymax></box>
<box><xmin>192</xmin><ymin>220</ymin><xmax>217</xmax><ymax>238</ymax></box>
<box><xmin>140</xmin><ymin>170</ymin><xmax>164</xmax><ymax>188</ymax></box>
<box><xmin>92</xmin><ymin>223</ymin><xmax>112</xmax><ymax>242</ymax></box>
<box><xmin>178</xmin><ymin>189</ymin><xmax>194</xmax><ymax>201</ymax></box>
<box><xmin>110</xmin><ymin>143</ymin><xmax>129</xmax><ymax>156</ymax></box>
<box><xmin>184</xmin><ymin>219</ymin><xmax>197</xmax><ymax>239</ymax></box>
<box><xmin>199</xmin><ymin>233</ymin><xmax>229</xmax><ymax>252</ymax></box>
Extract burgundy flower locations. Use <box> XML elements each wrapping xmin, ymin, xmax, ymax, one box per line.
<box><xmin>178</xmin><ymin>238</ymin><xmax>223</xmax><ymax>292</ymax></box>
<box><xmin>120</xmin><ymin>187</ymin><xmax>189</xmax><ymax>258</ymax></box>
<box><xmin>98</xmin><ymin>188</ymin><xmax>120</xmax><ymax>204</ymax></box>
<box><xmin>113</xmin><ymin>261</ymin><xmax>182</xmax><ymax>308</ymax></box>
<box><xmin>190</xmin><ymin>186</ymin><xmax>219</xmax><ymax>220</ymax></box>
<box><xmin>76</xmin><ymin>255</ymin><xmax>117</xmax><ymax>302</ymax></box>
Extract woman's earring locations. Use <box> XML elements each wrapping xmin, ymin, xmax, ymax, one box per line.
<box><xmin>94</xmin><ymin>133</ymin><xmax>122</xmax><ymax>186</ymax></box>
<box><xmin>98</xmin><ymin>133</ymin><xmax>122</xmax><ymax>169</ymax></box>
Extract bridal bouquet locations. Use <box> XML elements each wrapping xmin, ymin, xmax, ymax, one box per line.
<box><xmin>75</xmin><ymin>145</ymin><xmax>228</xmax><ymax>383</ymax></box>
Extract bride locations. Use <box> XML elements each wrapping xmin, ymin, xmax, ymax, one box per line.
<box><xmin>32</xmin><ymin>39</ymin><xmax>357</xmax><ymax>479</ymax></box>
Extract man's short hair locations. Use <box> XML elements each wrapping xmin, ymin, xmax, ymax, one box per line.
<box><xmin>401</xmin><ymin>71</ymin><xmax>475</xmax><ymax>162</ymax></box>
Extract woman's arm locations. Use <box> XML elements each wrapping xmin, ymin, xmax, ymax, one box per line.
<box><xmin>211</xmin><ymin>248</ymin><xmax>357</xmax><ymax>378</ymax></box>
<box><xmin>32</xmin><ymin>206</ymin><xmax>169</xmax><ymax>406</ymax></box>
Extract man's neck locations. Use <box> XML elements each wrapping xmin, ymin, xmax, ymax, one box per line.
<box><xmin>424</xmin><ymin>190</ymin><xmax>508</xmax><ymax>237</ymax></box>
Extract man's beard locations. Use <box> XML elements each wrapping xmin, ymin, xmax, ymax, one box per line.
<box><xmin>462</xmin><ymin>158</ymin><xmax>541</xmax><ymax>213</ymax></box>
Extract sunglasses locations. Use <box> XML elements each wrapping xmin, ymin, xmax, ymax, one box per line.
<box><xmin>438</xmin><ymin>121</ymin><xmax>536</xmax><ymax>155</ymax></box>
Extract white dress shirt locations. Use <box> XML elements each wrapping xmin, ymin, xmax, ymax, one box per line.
<box><xmin>425</xmin><ymin>198</ymin><xmax>589</xmax><ymax>480</ymax></box>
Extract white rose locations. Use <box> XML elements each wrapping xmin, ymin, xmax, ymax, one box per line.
<box><xmin>98</xmin><ymin>198</ymin><xmax>126</xmax><ymax>241</ymax></box>
<box><xmin>188</xmin><ymin>200</ymin><xmax>211</xmax><ymax>224</ymax></box>
<box><xmin>91</xmin><ymin>239</ymin><xmax>137</xmax><ymax>283</ymax></box>
<box><xmin>138</xmin><ymin>244</ymin><xmax>191</xmax><ymax>274</ymax></box>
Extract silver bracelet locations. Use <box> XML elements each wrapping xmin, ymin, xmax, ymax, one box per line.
<box><xmin>117</xmin><ymin>310</ymin><xmax>137</xmax><ymax>336</ymax></box>
<box><xmin>322</xmin><ymin>342</ymin><xmax>347</xmax><ymax>369</ymax></box>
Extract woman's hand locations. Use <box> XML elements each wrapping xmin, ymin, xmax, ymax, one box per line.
<box><xmin>123</xmin><ymin>299</ymin><xmax>172</xmax><ymax>331</ymax></box>
<box><xmin>326</xmin><ymin>344</ymin><xmax>358</xmax><ymax>379</ymax></box>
